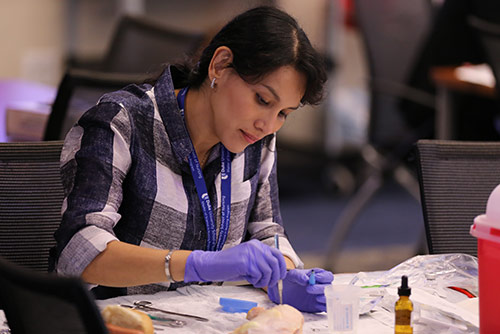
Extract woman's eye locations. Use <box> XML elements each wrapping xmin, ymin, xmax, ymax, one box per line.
<box><xmin>279</xmin><ymin>111</ymin><xmax>288</xmax><ymax>119</ymax></box>
<box><xmin>256</xmin><ymin>94</ymin><xmax>269</xmax><ymax>106</ymax></box>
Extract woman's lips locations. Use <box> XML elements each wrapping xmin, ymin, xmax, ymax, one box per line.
<box><xmin>241</xmin><ymin>130</ymin><xmax>259</xmax><ymax>144</ymax></box>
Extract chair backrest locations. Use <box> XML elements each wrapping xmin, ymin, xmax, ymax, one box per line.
<box><xmin>415</xmin><ymin>139</ymin><xmax>500</xmax><ymax>256</ymax></box>
<box><xmin>43</xmin><ymin>69</ymin><xmax>145</xmax><ymax>141</ymax></box>
<box><xmin>0</xmin><ymin>141</ymin><xmax>64</xmax><ymax>272</ymax></box>
<box><xmin>100</xmin><ymin>15</ymin><xmax>206</xmax><ymax>74</ymax></box>
<box><xmin>0</xmin><ymin>256</ymin><xmax>108</xmax><ymax>334</ymax></box>
<box><xmin>354</xmin><ymin>0</ymin><xmax>434</xmax><ymax>148</ymax></box>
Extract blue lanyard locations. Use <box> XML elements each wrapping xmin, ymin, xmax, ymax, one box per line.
<box><xmin>177</xmin><ymin>87</ymin><xmax>231</xmax><ymax>251</ymax></box>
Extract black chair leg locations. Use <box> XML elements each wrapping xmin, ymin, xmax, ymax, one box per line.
<box><xmin>324</xmin><ymin>148</ymin><xmax>423</xmax><ymax>271</ymax></box>
<box><xmin>324</xmin><ymin>170</ymin><xmax>383</xmax><ymax>271</ymax></box>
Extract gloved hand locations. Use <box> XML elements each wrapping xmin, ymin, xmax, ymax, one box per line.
<box><xmin>268</xmin><ymin>268</ymin><xmax>334</xmax><ymax>313</ymax></box>
<box><xmin>184</xmin><ymin>239</ymin><xmax>287</xmax><ymax>288</ymax></box>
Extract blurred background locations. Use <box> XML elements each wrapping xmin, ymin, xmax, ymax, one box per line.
<box><xmin>2</xmin><ymin>0</ymin><xmax>499</xmax><ymax>273</ymax></box>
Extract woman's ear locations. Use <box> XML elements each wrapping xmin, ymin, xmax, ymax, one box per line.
<box><xmin>208</xmin><ymin>46</ymin><xmax>233</xmax><ymax>82</ymax></box>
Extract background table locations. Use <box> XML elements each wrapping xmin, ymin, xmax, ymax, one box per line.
<box><xmin>431</xmin><ymin>64</ymin><xmax>497</xmax><ymax>140</ymax></box>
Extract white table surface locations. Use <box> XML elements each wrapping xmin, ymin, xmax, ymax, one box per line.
<box><xmin>0</xmin><ymin>254</ymin><xmax>479</xmax><ymax>333</ymax></box>
<box><xmin>96</xmin><ymin>252</ymin><xmax>480</xmax><ymax>334</ymax></box>
<box><xmin>97</xmin><ymin>279</ymin><xmax>390</xmax><ymax>334</ymax></box>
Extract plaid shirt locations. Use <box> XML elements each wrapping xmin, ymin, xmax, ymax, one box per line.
<box><xmin>53</xmin><ymin>67</ymin><xmax>303</xmax><ymax>297</ymax></box>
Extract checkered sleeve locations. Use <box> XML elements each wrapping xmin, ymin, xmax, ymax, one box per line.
<box><xmin>55</xmin><ymin>101</ymin><xmax>132</xmax><ymax>276</ymax></box>
<box><xmin>246</xmin><ymin>135</ymin><xmax>304</xmax><ymax>269</ymax></box>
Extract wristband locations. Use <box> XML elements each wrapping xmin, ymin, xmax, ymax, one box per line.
<box><xmin>165</xmin><ymin>250</ymin><xmax>175</xmax><ymax>283</ymax></box>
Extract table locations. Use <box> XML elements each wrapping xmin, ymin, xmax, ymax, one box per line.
<box><xmin>431</xmin><ymin>64</ymin><xmax>497</xmax><ymax>140</ymax></box>
<box><xmin>5</xmin><ymin>101</ymin><xmax>51</xmax><ymax>141</ymax></box>
<box><xmin>97</xmin><ymin>253</ymin><xmax>478</xmax><ymax>334</ymax></box>
<box><xmin>97</xmin><ymin>282</ymin><xmax>389</xmax><ymax>334</ymax></box>
<box><xmin>0</xmin><ymin>79</ymin><xmax>56</xmax><ymax>142</ymax></box>
<box><xmin>0</xmin><ymin>254</ymin><xmax>479</xmax><ymax>333</ymax></box>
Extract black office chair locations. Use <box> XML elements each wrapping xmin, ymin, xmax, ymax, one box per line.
<box><xmin>415</xmin><ymin>140</ymin><xmax>500</xmax><ymax>256</ymax></box>
<box><xmin>101</xmin><ymin>15</ymin><xmax>205</xmax><ymax>73</ymax></box>
<box><xmin>0</xmin><ymin>256</ymin><xmax>108</xmax><ymax>334</ymax></box>
<box><xmin>43</xmin><ymin>69</ymin><xmax>146</xmax><ymax>141</ymax></box>
<box><xmin>0</xmin><ymin>141</ymin><xmax>64</xmax><ymax>272</ymax></box>
<box><xmin>324</xmin><ymin>0</ymin><xmax>435</xmax><ymax>269</ymax></box>
<box><xmin>51</xmin><ymin>14</ymin><xmax>206</xmax><ymax>141</ymax></box>
<box><xmin>70</xmin><ymin>14</ymin><xmax>206</xmax><ymax>75</ymax></box>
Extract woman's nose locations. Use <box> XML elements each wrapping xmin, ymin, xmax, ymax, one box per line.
<box><xmin>254</xmin><ymin>115</ymin><xmax>278</xmax><ymax>135</ymax></box>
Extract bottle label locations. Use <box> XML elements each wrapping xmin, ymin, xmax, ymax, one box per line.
<box><xmin>396</xmin><ymin>310</ymin><xmax>411</xmax><ymax>325</ymax></box>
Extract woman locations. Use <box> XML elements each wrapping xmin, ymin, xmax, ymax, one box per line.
<box><xmin>53</xmin><ymin>6</ymin><xmax>333</xmax><ymax>313</ymax></box>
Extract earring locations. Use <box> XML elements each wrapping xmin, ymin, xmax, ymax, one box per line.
<box><xmin>210</xmin><ymin>78</ymin><xmax>216</xmax><ymax>89</ymax></box>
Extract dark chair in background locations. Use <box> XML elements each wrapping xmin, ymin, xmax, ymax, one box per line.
<box><xmin>415</xmin><ymin>140</ymin><xmax>500</xmax><ymax>256</ymax></box>
<box><xmin>47</xmin><ymin>14</ymin><xmax>207</xmax><ymax>141</ymax></box>
<box><xmin>0</xmin><ymin>141</ymin><xmax>64</xmax><ymax>272</ymax></box>
<box><xmin>324</xmin><ymin>0</ymin><xmax>435</xmax><ymax>269</ymax></box>
<box><xmin>468</xmin><ymin>15</ymin><xmax>500</xmax><ymax>95</ymax></box>
<box><xmin>71</xmin><ymin>14</ymin><xmax>206</xmax><ymax>74</ymax></box>
<box><xmin>0</xmin><ymin>256</ymin><xmax>108</xmax><ymax>334</ymax></box>
<box><xmin>43</xmin><ymin>69</ymin><xmax>146</xmax><ymax>141</ymax></box>
<box><xmin>405</xmin><ymin>0</ymin><xmax>500</xmax><ymax>141</ymax></box>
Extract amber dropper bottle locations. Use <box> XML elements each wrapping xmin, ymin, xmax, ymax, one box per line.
<box><xmin>395</xmin><ymin>275</ymin><xmax>413</xmax><ymax>334</ymax></box>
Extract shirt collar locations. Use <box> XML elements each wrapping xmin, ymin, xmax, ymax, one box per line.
<box><xmin>153</xmin><ymin>65</ymin><xmax>195</xmax><ymax>164</ymax></box>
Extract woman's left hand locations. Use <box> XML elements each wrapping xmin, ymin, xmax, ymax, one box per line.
<box><xmin>267</xmin><ymin>268</ymin><xmax>334</xmax><ymax>313</ymax></box>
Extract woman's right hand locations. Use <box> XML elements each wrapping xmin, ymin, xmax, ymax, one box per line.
<box><xmin>184</xmin><ymin>239</ymin><xmax>287</xmax><ymax>288</ymax></box>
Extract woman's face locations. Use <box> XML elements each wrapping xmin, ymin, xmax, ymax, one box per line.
<box><xmin>211</xmin><ymin>65</ymin><xmax>306</xmax><ymax>153</ymax></box>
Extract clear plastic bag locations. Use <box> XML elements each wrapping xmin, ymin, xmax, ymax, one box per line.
<box><xmin>353</xmin><ymin>254</ymin><xmax>479</xmax><ymax>333</ymax></box>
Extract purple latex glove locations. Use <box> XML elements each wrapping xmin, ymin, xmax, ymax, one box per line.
<box><xmin>268</xmin><ymin>268</ymin><xmax>334</xmax><ymax>313</ymax></box>
<box><xmin>184</xmin><ymin>239</ymin><xmax>287</xmax><ymax>288</ymax></box>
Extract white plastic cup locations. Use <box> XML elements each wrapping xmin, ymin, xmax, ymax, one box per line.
<box><xmin>324</xmin><ymin>284</ymin><xmax>360</xmax><ymax>333</ymax></box>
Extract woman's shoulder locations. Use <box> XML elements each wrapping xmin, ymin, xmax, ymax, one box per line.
<box><xmin>98</xmin><ymin>82</ymin><xmax>155</xmax><ymax>112</ymax></box>
<box><xmin>97</xmin><ymin>67</ymin><xmax>179</xmax><ymax>119</ymax></box>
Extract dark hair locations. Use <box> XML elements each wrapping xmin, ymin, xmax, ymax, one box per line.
<box><xmin>176</xmin><ymin>6</ymin><xmax>327</xmax><ymax>106</ymax></box>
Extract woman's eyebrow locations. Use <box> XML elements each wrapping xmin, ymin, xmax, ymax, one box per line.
<box><xmin>262</xmin><ymin>84</ymin><xmax>301</xmax><ymax>110</ymax></box>
<box><xmin>262</xmin><ymin>84</ymin><xmax>281</xmax><ymax>102</ymax></box>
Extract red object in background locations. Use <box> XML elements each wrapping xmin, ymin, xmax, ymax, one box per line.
<box><xmin>340</xmin><ymin>0</ymin><xmax>356</xmax><ymax>28</ymax></box>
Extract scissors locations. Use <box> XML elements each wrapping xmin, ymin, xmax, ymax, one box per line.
<box><xmin>133</xmin><ymin>300</ymin><xmax>209</xmax><ymax>322</ymax></box>
<box><xmin>120</xmin><ymin>303</ymin><xmax>186</xmax><ymax>328</ymax></box>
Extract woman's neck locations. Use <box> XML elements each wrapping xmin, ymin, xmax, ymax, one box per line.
<box><xmin>180</xmin><ymin>86</ymin><xmax>218</xmax><ymax>166</ymax></box>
